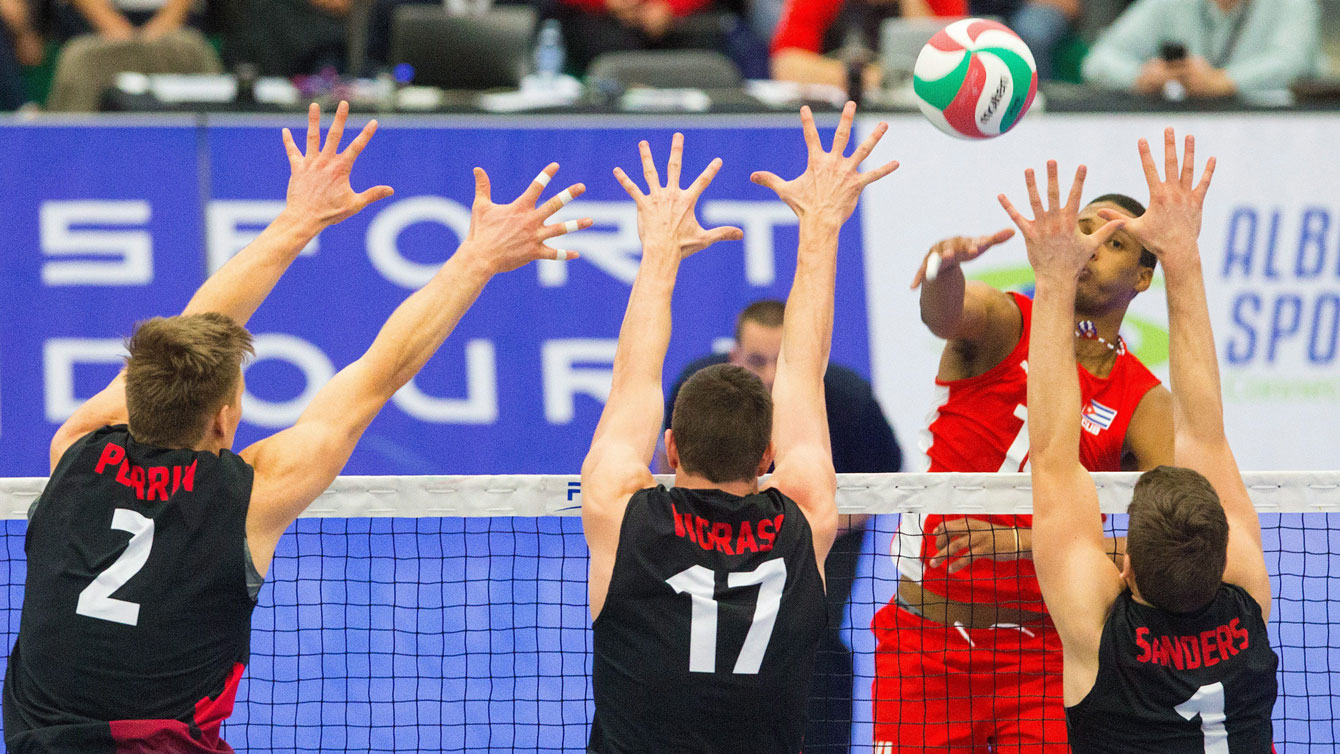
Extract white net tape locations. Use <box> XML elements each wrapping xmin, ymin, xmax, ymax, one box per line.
<box><xmin>1</xmin><ymin>471</ymin><xmax>1337</xmax><ymax>519</ymax></box>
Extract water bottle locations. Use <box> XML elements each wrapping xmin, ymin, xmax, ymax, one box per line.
<box><xmin>533</xmin><ymin>19</ymin><xmax>566</xmax><ymax>83</ymax></box>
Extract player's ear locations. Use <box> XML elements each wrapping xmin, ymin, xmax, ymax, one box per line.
<box><xmin>664</xmin><ymin>429</ymin><xmax>681</xmax><ymax>472</ymax></box>
<box><xmin>1119</xmin><ymin>551</ymin><xmax>1136</xmax><ymax>589</ymax></box>
<box><xmin>756</xmin><ymin>442</ymin><xmax>776</xmax><ymax>478</ymax></box>
<box><xmin>1134</xmin><ymin>263</ymin><xmax>1154</xmax><ymax>294</ymax></box>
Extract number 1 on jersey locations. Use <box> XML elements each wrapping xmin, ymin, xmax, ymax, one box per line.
<box><xmin>666</xmin><ymin>559</ymin><xmax>787</xmax><ymax>674</ymax></box>
<box><xmin>1174</xmin><ymin>682</ymin><xmax>1229</xmax><ymax>754</ymax></box>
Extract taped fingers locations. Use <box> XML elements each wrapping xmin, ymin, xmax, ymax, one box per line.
<box><xmin>539</xmin><ymin>185</ymin><xmax>582</xmax><ymax>217</ymax></box>
<box><xmin>923</xmin><ymin>252</ymin><xmax>942</xmax><ymax>283</ymax></box>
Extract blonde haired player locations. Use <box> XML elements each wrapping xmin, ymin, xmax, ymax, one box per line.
<box><xmin>1012</xmin><ymin>131</ymin><xmax>1278</xmax><ymax>753</ymax></box>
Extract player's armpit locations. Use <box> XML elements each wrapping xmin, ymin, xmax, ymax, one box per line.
<box><xmin>50</xmin><ymin>371</ymin><xmax>130</xmax><ymax>472</ymax></box>
<box><xmin>580</xmin><ymin>446</ymin><xmax>653</xmax><ymax>619</ymax></box>
<box><xmin>767</xmin><ymin>446</ymin><xmax>838</xmax><ymax>555</ymax></box>
<box><xmin>1122</xmin><ymin>384</ymin><xmax>1173</xmax><ymax>470</ymax></box>
<box><xmin>935</xmin><ymin>284</ymin><xmax>1024</xmax><ymax>380</ymax></box>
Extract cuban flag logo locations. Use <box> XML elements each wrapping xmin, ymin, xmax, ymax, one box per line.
<box><xmin>1081</xmin><ymin>399</ymin><xmax>1118</xmax><ymax>435</ymax></box>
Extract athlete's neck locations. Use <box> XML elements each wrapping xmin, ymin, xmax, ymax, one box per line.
<box><xmin>673</xmin><ymin>471</ymin><xmax>759</xmax><ymax>497</ymax></box>
<box><xmin>1072</xmin><ymin>307</ymin><xmax>1127</xmax><ymax>375</ymax></box>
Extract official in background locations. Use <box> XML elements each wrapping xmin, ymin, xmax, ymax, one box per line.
<box><xmin>665</xmin><ymin>298</ymin><xmax>904</xmax><ymax>754</ymax></box>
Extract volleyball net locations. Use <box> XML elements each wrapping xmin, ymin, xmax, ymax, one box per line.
<box><xmin>1</xmin><ymin>472</ymin><xmax>1337</xmax><ymax>752</ymax></box>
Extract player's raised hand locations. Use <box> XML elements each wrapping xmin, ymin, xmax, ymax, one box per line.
<box><xmin>281</xmin><ymin>101</ymin><xmax>395</xmax><ymax>227</ymax></box>
<box><xmin>910</xmin><ymin>228</ymin><xmax>1015</xmax><ymax>289</ymax></box>
<box><xmin>1098</xmin><ymin>128</ymin><xmax>1215</xmax><ymax>268</ymax></box>
<box><xmin>613</xmin><ymin>133</ymin><xmax>744</xmax><ymax>258</ymax></box>
<box><xmin>459</xmin><ymin>163</ymin><xmax>592</xmax><ymax>274</ymax></box>
<box><xmin>999</xmin><ymin>161</ymin><xmax>1125</xmax><ymax>281</ymax></box>
<box><xmin>751</xmin><ymin>101</ymin><xmax>899</xmax><ymax>227</ymax></box>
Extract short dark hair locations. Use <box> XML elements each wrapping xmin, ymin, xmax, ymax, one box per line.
<box><xmin>734</xmin><ymin>299</ymin><xmax>785</xmax><ymax>342</ymax></box>
<box><xmin>1089</xmin><ymin>193</ymin><xmax>1157</xmax><ymax>270</ymax></box>
<box><xmin>670</xmin><ymin>364</ymin><xmax>773</xmax><ymax>484</ymax></box>
<box><xmin>125</xmin><ymin>313</ymin><xmax>254</xmax><ymax>448</ymax></box>
<box><xmin>1126</xmin><ymin>465</ymin><xmax>1229</xmax><ymax>613</ymax></box>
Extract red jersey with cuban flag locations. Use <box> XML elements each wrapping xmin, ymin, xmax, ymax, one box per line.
<box><xmin>894</xmin><ymin>292</ymin><xmax>1160</xmax><ymax>610</ymax></box>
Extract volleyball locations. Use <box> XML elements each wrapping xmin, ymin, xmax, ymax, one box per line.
<box><xmin>913</xmin><ymin>19</ymin><xmax>1038</xmax><ymax>139</ymax></box>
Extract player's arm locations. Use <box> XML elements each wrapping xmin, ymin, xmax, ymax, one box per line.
<box><xmin>581</xmin><ymin>135</ymin><xmax>742</xmax><ymax>617</ymax></box>
<box><xmin>1104</xmin><ymin>130</ymin><xmax>1270</xmax><ymax>616</ymax></box>
<box><xmin>1000</xmin><ymin>162</ymin><xmax>1127</xmax><ymax>666</ymax></box>
<box><xmin>49</xmin><ymin>102</ymin><xmax>392</xmax><ymax>471</ymax></box>
<box><xmin>751</xmin><ymin>102</ymin><xmax>899</xmax><ymax>568</ymax></box>
<box><xmin>1122</xmin><ymin>384</ymin><xmax>1173</xmax><ymax>471</ymax></box>
<box><xmin>242</xmin><ymin>164</ymin><xmax>590</xmax><ymax>575</ymax></box>
<box><xmin>911</xmin><ymin>228</ymin><xmax>1021</xmax><ymax>344</ymax></box>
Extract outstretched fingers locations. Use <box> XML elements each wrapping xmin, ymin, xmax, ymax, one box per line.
<box><xmin>1025</xmin><ymin>168</ymin><xmax>1044</xmax><ymax>217</ymax></box>
<box><xmin>1065</xmin><ymin>164</ymin><xmax>1087</xmax><ymax>212</ymax></box>
<box><xmin>305</xmin><ymin>102</ymin><xmax>321</xmax><ymax>155</ymax></box>
<box><xmin>666</xmin><ymin>133</ymin><xmax>684</xmax><ymax>188</ymax></box>
<box><xmin>356</xmin><ymin>185</ymin><xmax>395</xmax><ymax>210</ymax></box>
<box><xmin>342</xmin><ymin>119</ymin><xmax>379</xmax><ymax>161</ymax></box>
<box><xmin>749</xmin><ymin>170</ymin><xmax>785</xmax><ymax>193</ymax></box>
<box><xmin>799</xmin><ymin>105</ymin><xmax>821</xmax><ymax>156</ymax></box>
<box><xmin>1163</xmin><ymin>127</ymin><xmax>1179</xmax><ymax>183</ymax></box>
<box><xmin>702</xmin><ymin>225</ymin><xmax>745</xmax><ymax>246</ymax></box>
<box><xmin>539</xmin><ymin>216</ymin><xmax>594</xmax><ymax>241</ymax></box>
<box><xmin>977</xmin><ymin>227</ymin><xmax>1017</xmax><ymax>251</ymax></box>
<box><xmin>831</xmin><ymin>100</ymin><xmax>857</xmax><ymax>156</ymax></box>
<box><xmin>521</xmin><ymin>163</ymin><xmax>560</xmax><ymax>206</ymax></box>
<box><xmin>538</xmin><ymin>182</ymin><xmax>584</xmax><ymax>218</ymax></box>
<box><xmin>473</xmin><ymin>167</ymin><xmax>492</xmax><ymax>205</ymax></box>
<box><xmin>281</xmin><ymin>128</ymin><xmax>301</xmax><ymax>165</ymax></box>
<box><xmin>1087</xmin><ymin>217</ymin><xmax>1128</xmax><ymax>248</ymax></box>
<box><xmin>850</xmin><ymin>121</ymin><xmax>889</xmax><ymax>164</ymax></box>
<box><xmin>1194</xmin><ymin>156</ymin><xmax>1216</xmax><ymax>203</ymax></box>
<box><xmin>1180</xmin><ymin>134</ymin><xmax>1196</xmax><ymax>189</ymax></box>
<box><xmin>612</xmin><ymin>166</ymin><xmax>643</xmax><ymax>200</ymax></box>
<box><xmin>1137</xmin><ymin>137</ymin><xmax>1160</xmax><ymax>189</ymax></box>
<box><xmin>685</xmin><ymin>157</ymin><xmax>723</xmax><ymax>202</ymax></box>
<box><xmin>998</xmin><ymin>193</ymin><xmax>1031</xmax><ymax>233</ymax></box>
<box><xmin>323</xmin><ymin>100</ymin><xmax>349</xmax><ymax>155</ymax></box>
<box><xmin>541</xmin><ymin>246</ymin><xmax>581</xmax><ymax>262</ymax></box>
<box><xmin>859</xmin><ymin>159</ymin><xmax>900</xmax><ymax>186</ymax></box>
<box><xmin>638</xmin><ymin>140</ymin><xmax>661</xmax><ymax>189</ymax></box>
<box><xmin>1045</xmin><ymin>161</ymin><xmax>1060</xmax><ymax>211</ymax></box>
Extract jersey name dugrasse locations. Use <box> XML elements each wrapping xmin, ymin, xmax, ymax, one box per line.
<box><xmin>1066</xmin><ymin>584</ymin><xmax>1278</xmax><ymax>753</ymax></box>
<box><xmin>893</xmin><ymin>292</ymin><xmax>1162</xmax><ymax>609</ymax></box>
<box><xmin>3</xmin><ymin>425</ymin><xmax>257</xmax><ymax>754</ymax></box>
<box><xmin>590</xmin><ymin>485</ymin><xmax>827</xmax><ymax>754</ymax></box>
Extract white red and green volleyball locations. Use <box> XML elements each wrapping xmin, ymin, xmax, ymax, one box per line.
<box><xmin>913</xmin><ymin>19</ymin><xmax>1038</xmax><ymax>140</ymax></box>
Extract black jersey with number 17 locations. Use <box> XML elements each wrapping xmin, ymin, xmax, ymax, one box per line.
<box><xmin>1066</xmin><ymin>583</ymin><xmax>1278</xmax><ymax>753</ymax></box>
<box><xmin>3</xmin><ymin>425</ymin><xmax>257</xmax><ymax>754</ymax></box>
<box><xmin>589</xmin><ymin>485</ymin><xmax>828</xmax><ymax>754</ymax></box>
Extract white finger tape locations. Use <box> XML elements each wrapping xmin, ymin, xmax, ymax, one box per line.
<box><xmin>555</xmin><ymin>188</ymin><xmax>574</xmax><ymax>207</ymax></box>
<box><xmin>924</xmin><ymin>252</ymin><xmax>942</xmax><ymax>283</ymax></box>
<box><xmin>533</xmin><ymin>171</ymin><xmax>552</xmax><ymax>188</ymax></box>
<box><xmin>562</xmin><ymin>220</ymin><xmax>581</xmax><ymax>234</ymax></box>
<box><xmin>554</xmin><ymin>248</ymin><xmax>567</xmax><ymax>261</ymax></box>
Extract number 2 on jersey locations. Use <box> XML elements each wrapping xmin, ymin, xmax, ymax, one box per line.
<box><xmin>1174</xmin><ymin>682</ymin><xmax>1229</xmax><ymax>754</ymax></box>
<box><xmin>666</xmin><ymin>559</ymin><xmax>786</xmax><ymax>674</ymax></box>
<box><xmin>76</xmin><ymin>509</ymin><xmax>154</xmax><ymax>626</ymax></box>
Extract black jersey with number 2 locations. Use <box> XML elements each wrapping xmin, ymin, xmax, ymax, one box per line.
<box><xmin>589</xmin><ymin>485</ymin><xmax>828</xmax><ymax>754</ymax></box>
<box><xmin>1066</xmin><ymin>583</ymin><xmax>1278</xmax><ymax>754</ymax></box>
<box><xmin>3</xmin><ymin>425</ymin><xmax>257</xmax><ymax>754</ymax></box>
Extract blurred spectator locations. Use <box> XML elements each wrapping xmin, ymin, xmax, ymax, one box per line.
<box><xmin>972</xmin><ymin>0</ymin><xmax>1078</xmax><ymax>80</ymax></box>
<box><xmin>47</xmin><ymin>0</ymin><xmax>221</xmax><ymax>110</ymax></box>
<box><xmin>539</xmin><ymin>0</ymin><xmax>750</xmax><ymax>76</ymax></box>
<box><xmin>770</xmin><ymin>0</ymin><xmax>966</xmax><ymax>90</ymax></box>
<box><xmin>0</xmin><ymin>0</ymin><xmax>41</xmax><ymax>109</ymax></box>
<box><xmin>1082</xmin><ymin>0</ymin><xmax>1320</xmax><ymax>97</ymax></box>
<box><xmin>222</xmin><ymin>0</ymin><xmax>348</xmax><ymax>76</ymax></box>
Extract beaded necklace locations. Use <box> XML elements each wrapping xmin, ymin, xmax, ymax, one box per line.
<box><xmin>1076</xmin><ymin>320</ymin><xmax>1127</xmax><ymax>355</ymax></box>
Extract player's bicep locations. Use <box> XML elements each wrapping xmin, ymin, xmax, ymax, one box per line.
<box><xmin>1031</xmin><ymin>466</ymin><xmax>1123</xmax><ymax>651</ymax></box>
<box><xmin>580</xmin><ymin>445</ymin><xmax>652</xmax><ymax>557</ymax></box>
<box><xmin>949</xmin><ymin>282</ymin><xmax>1022</xmax><ymax>347</ymax></box>
<box><xmin>1123</xmin><ymin>385</ymin><xmax>1173</xmax><ymax>471</ymax></box>
<box><xmin>242</xmin><ymin>421</ymin><xmax>353</xmax><ymax>537</ymax></box>
<box><xmin>51</xmin><ymin>371</ymin><xmax>130</xmax><ymax>471</ymax></box>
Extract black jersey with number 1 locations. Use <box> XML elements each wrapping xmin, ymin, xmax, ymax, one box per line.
<box><xmin>1066</xmin><ymin>583</ymin><xmax>1278</xmax><ymax>754</ymax></box>
<box><xmin>589</xmin><ymin>485</ymin><xmax>828</xmax><ymax>754</ymax></box>
<box><xmin>3</xmin><ymin>425</ymin><xmax>257</xmax><ymax>754</ymax></box>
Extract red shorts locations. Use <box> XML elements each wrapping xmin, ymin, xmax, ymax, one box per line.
<box><xmin>871</xmin><ymin>600</ymin><xmax>1068</xmax><ymax>754</ymax></box>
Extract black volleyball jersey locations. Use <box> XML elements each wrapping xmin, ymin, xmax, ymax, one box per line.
<box><xmin>589</xmin><ymin>485</ymin><xmax>828</xmax><ymax>754</ymax></box>
<box><xmin>1066</xmin><ymin>584</ymin><xmax>1278</xmax><ymax>754</ymax></box>
<box><xmin>4</xmin><ymin>425</ymin><xmax>257</xmax><ymax>754</ymax></box>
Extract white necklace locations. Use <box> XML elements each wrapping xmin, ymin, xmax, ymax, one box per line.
<box><xmin>1076</xmin><ymin>320</ymin><xmax>1126</xmax><ymax>355</ymax></box>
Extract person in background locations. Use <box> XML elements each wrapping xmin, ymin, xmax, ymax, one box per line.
<box><xmin>1081</xmin><ymin>0</ymin><xmax>1320</xmax><ymax>98</ymax></box>
<box><xmin>46</xmin><ymin>0</ymin><xmax>222</xmax><ymax>110</ymax></box>
<box><xmin>971</xmin><ymin>0</ymin><xmax>1080</xmax><ymax>81</ymax></box>
<box><xmin>539</xmin><ymin>0</ymin><xmax>746</xmax><ymax>76</ymax></box>
<box><xmin>664</xmin><ymin>298</ymin><xmax>903</xmax><ymax>754</ymax></box>
<box><xmin>769</xmin><ymin>0</ymin><xmax>965</xmax><ymax>91</ymax></box>
<box><xmin>0</xmin><ymin>0</ymin><xmax>41</xmax><ymax>109</ymax></box>
<box><xmin>221</xmin><ymin>0</ymin><xmax>348</xmax><ymax>76</ymax></box>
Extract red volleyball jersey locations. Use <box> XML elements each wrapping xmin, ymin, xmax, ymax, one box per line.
<box><xmin>894</xmin><ymin>292</ymin><xmax>1161</xmax><ymax>610</ymax></box>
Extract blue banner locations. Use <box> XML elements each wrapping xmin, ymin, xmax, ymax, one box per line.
<box><xmin>0</xmin><ymin>119</ymin><xmax>872</xmax><ymax>476</ymax></box>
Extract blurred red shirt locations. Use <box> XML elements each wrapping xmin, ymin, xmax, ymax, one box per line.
<box><xmin>772</xmin><ymin>0</ymin><xmax>969</xmax><ymax>54</ymax></box>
